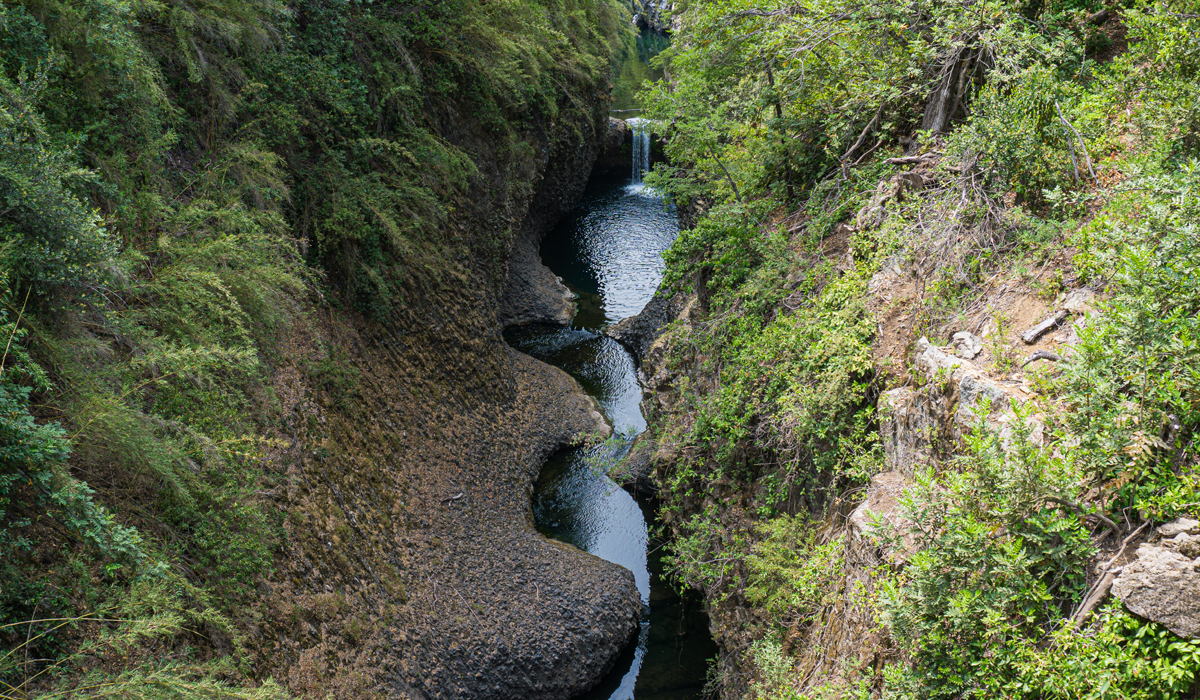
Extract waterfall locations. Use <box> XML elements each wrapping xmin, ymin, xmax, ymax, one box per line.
<box><xmin>628</xmin><ymin>117</ymin><xmax>651</xmax><ymax>184</ymax></box>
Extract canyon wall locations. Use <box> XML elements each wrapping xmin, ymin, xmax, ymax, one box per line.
<box><xmin>256</xmin><ymin>61</ymin><xmax>640</xmax><ymax>700</ymax></box>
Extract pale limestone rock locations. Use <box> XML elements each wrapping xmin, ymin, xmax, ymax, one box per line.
<box><xmin>1159</xmin><ymin>517</ymin><xmax>1200</xmax><ymax>538</ymax></box>
<box><xmin>956</xmin><ymin>374</ymin><xmax>1009</xmax><ymax>426</ymax></box>
<box><xmin>849</xmin><ymin>471</ymin><xmax>917</xmax><ymax>559</ymax></box>
<box><xmin>1112</xmin><ymin>543</ymin><xmax>1200</xmax><ymax>639</ymax></box>
<box><xmin>879</xmin><ymin>388</ymin><xmax>945</xmax><ymax>475</ymax></box>
<box><xmin>1063</xmin><ymin>288</ymin><xmax>1097</xmax><ymax>314</ymax></box>
<box><xmin>951</xmin><ymin>331</ymin><xmax>983</xmax><ymax>359</ymax></box>
<box><xmin>1165</xmin><ymin>533</ymin><xmax>1200</xmax><ymax>559</ymax></box>
<box><xmin>914</xmin><ymin>337</ymin><xmax>964</xmax><ymax>379</ymax></box>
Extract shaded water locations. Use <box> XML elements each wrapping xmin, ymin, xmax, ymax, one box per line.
<box><xmin>539</xmin><ymin>178</ymin><xmax>678</xmax><ymax>329</ymax></box>
<box><xmin>504</xmin><ymin>171</ymin><xmax>716</xmax><ymax>700</ymax></box>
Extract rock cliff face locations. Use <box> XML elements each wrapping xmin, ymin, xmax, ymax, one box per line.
<box><xmin>499</xmin><ymin>115</ymin><xmax>609</xmax><ymax>326</ymax></box>
<box><xmin>256</xmin><ymin>83</ymin><xmax>641</xmax><ymax>699</ymax></box>
<box><xmin>1113</xmin><ymin>518</ymin><xmax>1200</xmax><ymax>639</ymax></box>
<box><xmin>632</xmin><ymin>0</ymin><xmax>675</xmax><ymax>33</ymax></box>
<box><xmin>624</xmin><ymin>166</ymin><xmax>1144</xmax><ymax>696</ymax></box>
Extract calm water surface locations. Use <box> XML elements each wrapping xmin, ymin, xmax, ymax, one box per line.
<box><xmin>505</xmin><ymin>171</ymin><xmax>716</xmax><ymax>700</ymax></box>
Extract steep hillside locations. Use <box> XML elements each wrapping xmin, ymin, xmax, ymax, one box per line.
<box><xmin>0</xmin><ymin>1</ymin><xmax>650</xmax><ymax>698</ymax></box>
<box><xmin>627</xmin><ymin>1</ymin><xmax>1200</xmax><ymax>698</ymax></box>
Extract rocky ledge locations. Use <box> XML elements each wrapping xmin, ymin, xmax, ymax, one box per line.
<box><xmin>1112</xmin><ymin>518</ymin><xmax>1200</xmax><ymax>639</ymax></box>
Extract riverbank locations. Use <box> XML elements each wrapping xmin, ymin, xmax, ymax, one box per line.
<box><xmin>624</xmin><ymin>3</ymin><xmax>1200</xmax><ymax>699</ymax></box>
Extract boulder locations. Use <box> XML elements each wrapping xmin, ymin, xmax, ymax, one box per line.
<box><xmin>1063</xmin><ymin>288</ymin><xmax>1097</xmax><ymax>315</ymax></box>
<box><xmin>594</xmin><ymin>118</ymin><xmax>632</xmax><ymax>176</ymax></box>
<box><xmin>604</xmin><ymin>291</ymin><xmax>687</xmax><ymax>363</ymax></box>
<box><xmin>956</xmin><ymin>373</ymin><xmax>1010</xmax><ymax>426</ymax></box>
<box><xmin>897</xmin><ymin>337</ymin><xmax>1044</xmax><ymax>458</ymax></box>
<box><xmin>499</xmin><ymin>233</ymin><xmax>577</xmax><ymax>326</ymax></box>
<box><xmin>1112</xmin><ymin>542</ymin><xmax>1200</xmax><ymax>639</ymax></box>
<box><xmin>951</xmin><ymin>331</ymin><xmax>983</xmax><ymax>359</ymax></box>
<box><xmin>1159</xmin><ymin>517</ymin><xmax>1199</xmax><ymax>538</ymax></box>
<box><xmin>633</xmin><ymin>0</ymin><xmax>676</xmax><ymax>32</ymax></box>
<box><xmin>913</xmin><ymin>337</ymin><xmax>964</xmax><ymax>377</ymax></box>
<box><xmin>608</xmin><ymin>433</ymin><xmax>657</xmax><ymax>496</ymax></box>
<box><xmin>849</xmin><ymin>471</ymin><xmax>917</xmax><ymax>559</ymax></box>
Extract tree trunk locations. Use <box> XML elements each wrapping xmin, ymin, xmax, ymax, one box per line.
<box><xmin>920</xmin><ymin>48</ymin><xmax>974</xmax><ymax>135</ymax></box>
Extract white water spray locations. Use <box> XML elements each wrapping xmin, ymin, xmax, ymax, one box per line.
<box><xmin>628</xmin><ymin>117</ymin><xmax>651</xmax><ymax>184</ymax></box>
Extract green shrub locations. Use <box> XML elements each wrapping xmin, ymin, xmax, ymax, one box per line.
<box><xmin>880</xmin><ymin>414</ymin><xmax>1095</xmax><ymax>699</ymax></box>
<box><xmin>0</xmin><ymin>64</ymin><xmax>117</xmax><ymax>305</ymax></box>
<box><xmin>745</xmin><ymin>517</ymin><xmax>843</xmax><ymax>629</ymax></box>
<box><xmin>1065</xmin><ymin>160</ymin><xmax>1200</xmax><ymax>520</ymax></box>
<box><xmin>951</xmin><ymin>66</ymin><xmax>1092</xmax><ymax>203</ymax></box>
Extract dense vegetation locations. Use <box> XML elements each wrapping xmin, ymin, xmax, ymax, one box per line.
<box><xmin>638</xmin><ymin>0</ymin><xmax>1200</xmax><ymax>697</ymax></box>
<box><xmin>0</xmin><ymin>0</ymin><xmax>624</xmax><ymax>696</ymax></box>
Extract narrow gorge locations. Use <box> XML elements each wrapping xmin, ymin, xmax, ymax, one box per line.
<box><xmin>2</xmin><ymin>1</ymin><xmax>1199</xmax><ymax>699</ymax></box>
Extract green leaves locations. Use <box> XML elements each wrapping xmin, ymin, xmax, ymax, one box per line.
<box><xmin>880</xmin><ymin>447</ymin><xmax>1095</xmax><ymax>698</ymax></box>
<box><xmin>0</xmin><ymin>297</ymin><xmax>145</xmax><ymax>566</ymax></box>
<box><xmin>0</xmin><ymin>62</ymin><xmax>118</xmax><ymax>305</ymax></box>
<box><xmin>953</xmin><ymin>66</ymin><xmax>1085</xmax><ymax>202</ymax></box>
<box><xmin>1063</xmin><ymin>161</ymin><xmax>1200</xmax><ymax>519</ymax></box>
<box><xmin>745</xmin><ymin>517</ymin><xmax>843</xmax><ymax>627</ymax></box>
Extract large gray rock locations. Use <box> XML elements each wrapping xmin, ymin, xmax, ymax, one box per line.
<box><xmin>951</xmin><ymin>331</ymin><xmax>983</xmax><ymax>359</ymax></box>
<box><xmin>1161</xmin><ymin>517</ymin><xmax>1200</xmax><ymax>538</ymax></box>
<box><xmin>594</xmin><ymin>118</ymin><xmax>632</xmax><ymax>177</ymax></box>
<box><xmin>849</xmin><ymin>471</ymin><xmax>917</xmax><ymax>560</ymax></box>
<box><xmin>499</xmin><ymin>231</ymin><xmax>576</xmax><ymax>326</ymax></box>
<box><xmin>608</xmin><ymin>433</ymin><xmax>657</xmax><ymax>496</ymax></box>
<box><xmin>913</xmin><ymin>337</ymin><xmax>964</xmax><ymax>377</ymax></box>
<box><xmin>956</xmin><ymin>373</ymin><xmax>1010</xmax><ymax>426</ymax></box>
<box><xmin>604</xmin><ymin>292</ymin><xmax>686</xmax><ymax>363</ymax></box>
<box><xmin>911</xmin><ymin>337</ymin><xmax>1021</xmax><ymax>431</ymax></box>
<box><xmin>633</xmin><ymin>0</ymin><xmax>675</xmax><ymax>32</ymax></box>
<box><xmin>1063</xmin><ymin>288</ymin><xmax>1097</xmax><ymax>314</ymax></box>
<box><xmin>1112</xmin><ymin>541</ymin><xmax>1200</xmax><ymax>639</ymax></box>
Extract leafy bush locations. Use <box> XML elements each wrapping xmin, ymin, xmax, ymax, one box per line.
<box><xmin>883</xmin><ymin>606</ymin><xmax>1200</xmax><ymax>700</ymax></box>
<box><xmin>0</xmin><ymin>64</ymin><xmax>117</xmax><ymax>306</ymax></box>
<box><xmin>951</xmin><ymin>66</ymin><xmax>1093</xmax><ymax>202</ymax></box>
<box><xmin>745</xmin><ymin>517</ymin><xmax>843</xmax><ymax>629</ymax></box>
<box><xmin>880</xmin><ymin>414</ymin><xmax>1096</xmax><ymax>699</ymax></box>
<box><xmin>0</xmin><ymin>289</ymin><xmax>144</xmax><ymax>564</ymax></box>
<box><xmin>1065</xmin><ymin>161</ymin><xmax>1200</xmax><ymax>520</ymax></box>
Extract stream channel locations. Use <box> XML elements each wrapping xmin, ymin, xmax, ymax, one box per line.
<box><xmin>504</xmin><ymin>165</ymin><xmax>717</xmax><ymax>697</ymax></box>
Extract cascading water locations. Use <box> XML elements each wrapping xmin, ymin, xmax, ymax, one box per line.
<box><xmin>628</xmin><ymin>117</ymin><xmax>652</xmax><ymax>184</ymax></box>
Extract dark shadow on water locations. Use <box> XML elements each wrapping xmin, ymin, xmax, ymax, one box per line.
<box><xmin>505</xmin><ymin>330</ymin><xmax>715</xmax><ymax>700</ymax></box>
<box><xmin>574</xmin><ymin>498</ymin><xmax>717</xmax><ymax>700</ymax></box>
<box><xmin>505</xmin><ymin>326</ymin><xmax>644</xmax><ymax>434</ymax></box>
<box><xmin>519</xmin><ymin>436</ymin><xmax>717</xmax><ymax>700</ymax></box>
